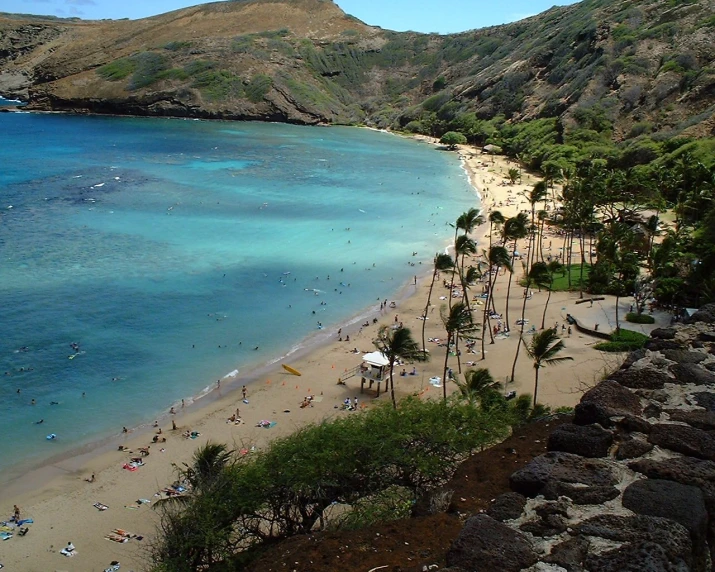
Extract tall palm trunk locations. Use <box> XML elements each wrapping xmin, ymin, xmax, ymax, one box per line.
<box><xmin>579</xmin><ymin>229</ymin><xmax>586</xmax><ymax>298</ymax></box>
<box><xmin>388</xmin><ymin>359</ymin><xmax>397</xmax><ymax>409</ymax></box>
<box><xmin>421</xmin><ymin>270</ymin><xmax>438</xmax><ymax>353</ymax></box>
<box><xmin>442</xmin><ymin>332</ymin><xmax>453</xmax><ymax>401</ymax></box>
<box><xmin>533</xmin><ymin>366</ymin><xmax>540</xmax><ymax>407</ymax></box>
<box><xmin>504</xmin><ymin>240</ymin><xmax>518</xmax><ymax>330</ymax></box>
<box><xmin>510</xmin><ymin>280</ymin><xmax>531</xmax><ymax>382</ymax></box>
<box><xmin>541</xmin><ymin>283</ymin><xmax>553</xmax><ymax>330</ymax></box>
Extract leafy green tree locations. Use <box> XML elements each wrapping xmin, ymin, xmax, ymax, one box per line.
<box><xmin>422</xmin><ymin>252</ymin><xmax>454</xmax><ymax>352</ymax></box>
<box><xmin>440</xmin><ymin>131</ymin><xmax>467</xmax><ymax>149</ymax></box>
<box><xmin>525</xmin><ymin>328</ymin><xmax>573</xmax><ymax>406</ymax></box>
<box><xmin>507</xmin><ymin>167</ymin><xmax>520</xmax><ymax>184</ymax></box>
<box><xmin>374</xmin><ymin>325</ymin><xmax>429</xmax><ymax>409</ymax></box>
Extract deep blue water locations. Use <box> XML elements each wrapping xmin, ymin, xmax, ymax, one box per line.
<box><xmin>0</xmin><ymin>113</ymin><xmax>478</xmax><ymax>475</ymax></box>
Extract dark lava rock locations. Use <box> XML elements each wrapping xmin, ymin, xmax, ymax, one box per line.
<box><xmin>666</xmin><ymin>409</ymin><xmax>715</xmax><ymax>431</ymax></box>
<box><xmin>609</xmin><ymin>367</ymin><xmax>671</xmax><ymax>390</ymax></box>
<box><xmin>622</xmin><ymin>479</ymin><xmax>707</xmax><ymax>551</ymax></box>
<box><xmin>620</xmin><ymin>348</ymin><xmax>647</xmax><ymax>369</ymax></box>
<box><xmin>648</xmin><ymin>423</ymin><xmax>715</xmax><ymax>460</ymax></box>
<box><xmin>616</xmin><ymin>434</ymin><xmax>654</xmax><ymax>460</ymax></box>
<box><xmin>585</xmin><ymin>541</ymin><xmax>690</xmax><ymax>572</ymax></box>
<box><xmin>663</xmin><ymin>349</ymin><xmax>707</xmax><ymax>364</ymax></box>
<box><xmin>542</xmin><ymin>482</ymin><xmax>620</xmax><ymax>505</ymax></box>
<box><xmin>636</xmin><ymin>388</ymin><xmax>669</xmax><ymax>403</ymax></box>
<box><xmin>693</xmin><ymin>392</ymin><xmax>715</xmax><ymax>412</ymax></box>
<box><xmin>650</xmin><ymin>328</ymin><xmax>677</xmax><ymax>339</ymax></box>
<box><xmin>699</xmin><ymin>331</ymin><xmax>715</xmax><ymax>342</ymax></box>
<box><xmin>445</xmin><ymin>514</ymin><xmax>538</xmax><ymax>572</ymax></box>
<box><xmin>629</xmin><ymin>457</ymin><xmax>715</xmax><ymax>499</ymax></box>
<box><xmin>644</xmin><ymin>338</ymin><xmax>683</xmax><ymax>351</ymax></box>
<box><xmin>520</xmin><ymin>513</ymin><xmax>568</xmax><ymax>536</ymax></box>
<box><xmin>547</xmin><ymin>423</ymin><xmax>613</xmax><ymax>458</ymax></box>
<box><xmin>509</xmin><ymin>452</ymin><xmax>617</xmax><ymax>498</ymax></box>
<box><xmin>685</xmin><ymin>304</ymin><xmax>715</xmax><ymax>324</ymax></box>
<box><xmin>576</xmin><ymin>514</ymin><xmax>693</xmax><ymax>571</ymax></box>
<box><xmin>670</xmin><ymin>363</ymin><xmax>715</xmax><ymax>386</ymax></box>
<box><xmin>643</xmin><ymin>402</ymin><xmax>663</xmax><ymax>419</ymax></box>
<box><xmin>616</xmin><ymin>414</ymin><xmax>652</xmax><ymax>434</ymax></box>
<box><xmin>574</xmin><ymin>380</ymin><xmax>643</xmax><ymax>427</ymax></box>
<box><xmin>544</xmin><ymin>536</ymin><xmax>590</xmax><ymax>571</ymax></box>
<box><xmin>534</xmin><ymin>498</ymin><xmax>571</xmax><ymax>518</ymax></box>
<box><xmin>486</xmin><ymin>492</ymin><xmax>526</xmax><ymax>522</ymax></box>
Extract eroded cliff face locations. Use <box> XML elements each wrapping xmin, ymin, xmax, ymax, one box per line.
<box><xmin>444</xmin><ymin>305</ymin><xmax>715</xmax><ymax>572</ymax></box>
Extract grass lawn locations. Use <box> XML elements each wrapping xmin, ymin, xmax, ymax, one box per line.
<box><xmin>549</xmin><ymin>264</ymin><xmax>591</xmax><ymax>291</ymax></box>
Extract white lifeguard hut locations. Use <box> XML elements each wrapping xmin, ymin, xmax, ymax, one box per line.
<box><xmin>338</xmin><ymin>351</ymin><xmax>390</xmax><ymax>397</ymax></box>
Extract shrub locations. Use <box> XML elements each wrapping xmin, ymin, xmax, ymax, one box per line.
<box><xmin>440</xmin><ymin>131</ymin><xmax>467</xmax><ymax>149</ymax></box>
<box><xmin>97</xmin><ymin>58</ymin><xmax>136</xmax><ymax>81</ymax></box>
<box><xmin>163</xmin><ymin>41</ymin><xmax>192</xmax><ymax>52</ymax></box>
<box><xmin>594</xmin><ymin>329</ymin><xmax>649</xmax><ymax>352</ymax></box>
<box><xmin>625</xmin><ymin>312</ymin><xmax>655</xmax><ymax>324</ymax></box>
<box><xmin>150</xmin><ymin>398</ymin><xmax>518</xmax><ymax>569</ymax></box>
<box><xmin>244</xmin><ymin>74</ymin><xmax>273</xmax><ymax>103</ymax></box>
<box><xmin>128</xmin><ymin>52</ymin><xmax>168</xmax><ymax>90</ymax></box>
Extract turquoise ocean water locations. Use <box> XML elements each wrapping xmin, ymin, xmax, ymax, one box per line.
<box><xmin>0</xmin><ymin>112</ymin><xmax>478</xmax><ymax>479</ymax></box>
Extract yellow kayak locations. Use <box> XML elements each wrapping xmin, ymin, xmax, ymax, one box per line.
<box><xmin>282</xmin><ymin>364</ymin><xmax>302</xmax><ymax>376</ymax></box>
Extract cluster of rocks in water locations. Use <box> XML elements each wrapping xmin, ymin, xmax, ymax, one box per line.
<box><xmin>442</xmin><ymin>304</ymin><xmax>715</xmax><ymax>572</ymax></box>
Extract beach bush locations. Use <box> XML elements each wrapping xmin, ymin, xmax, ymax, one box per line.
<box><xmin>128</xmin><ymin>52</ymin><xmax>169</xmax><ymax>90</ymax></box>
<box><xmin>244</xmin><ymin>74</ymin><xmax>273</xmax><ymax>103</ymax></box>
<box><xmin>191</xmin><ymin>70</ymin><xmax>243</xmax><ymax>101</ymax></box>
<box><xmin>625</xmin><ymin>312</ymin><xmax>655</xmax><ymax>324</ymax></box>
<box><xmin>97</xmin><ymin>57</ymin><xmax>136</xmax><ymax>81</ymax></box>
<box><xmin>594</xmin><ymin>329</ymin><xmax>649</xmax><ymax>352</ymax></box>
<box><xmin>150</xmin><ymin>397</ymin><xmax>522</xmax><ymax>570</ymax></box>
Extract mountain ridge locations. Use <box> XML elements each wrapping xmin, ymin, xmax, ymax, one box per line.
<box><xmin>0</xmin><ymin>0</ymin><xmax>713</xmax><ymax>138</ymax></box>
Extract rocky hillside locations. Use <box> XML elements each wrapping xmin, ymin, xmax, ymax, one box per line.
<box><xmin>1</xmin><ymin>0</ymin><xmax>714</xmax><ymax>137</ymax></box>
<box><xmin>445</xmin><ymin>305</ymin><xmax>715</xmax><ymax>572</ymax></box>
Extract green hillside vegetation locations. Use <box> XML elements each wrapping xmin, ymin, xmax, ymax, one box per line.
<box><xmin>149</xmin><ymin>396</ymin><xmax>534</xmax><ymax>571</ymax></box>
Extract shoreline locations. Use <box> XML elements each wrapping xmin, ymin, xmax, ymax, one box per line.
<box><xmin>0</xmin><ymin>130</ymin><xmax>476</xmax><ymax>500</ymax></box>
<box><xmin>0</xmin><ymin>134</ymin><xmax>634</xmax><ymax>571</ymax></box>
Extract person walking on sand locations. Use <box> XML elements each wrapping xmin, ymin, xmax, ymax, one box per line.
<box><xmin>242</xmin><ymin>385</ymin><xmax>247</xmax><ymax>400</ymax></box>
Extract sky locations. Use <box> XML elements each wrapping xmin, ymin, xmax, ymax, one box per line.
<box><xmin>0</xmin><ymin>0</ymin><xmax>580</xmax><ymax>34</ymax></box>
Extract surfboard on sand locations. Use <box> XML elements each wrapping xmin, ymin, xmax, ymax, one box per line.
<box><xmin>282</xmin><ymin>364</ymin><xmax>302</xmax><ymax>376</ymax></box>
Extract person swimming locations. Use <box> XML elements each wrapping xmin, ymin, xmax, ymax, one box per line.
<box><xmin>35</xmin><ymin>419</ymin><xmax>44</xmax><ymax>424</ymax></box>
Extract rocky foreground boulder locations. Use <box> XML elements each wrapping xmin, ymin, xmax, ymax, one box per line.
<box><xmin>442</xmin><ymin>306</ymin><xmax>715</xmax><ymax>572</ymax></box>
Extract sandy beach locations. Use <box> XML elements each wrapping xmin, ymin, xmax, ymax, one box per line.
<box><xmin>0</xmin><ymin>141</ymin><xmax>668</xmax><ymax>571</ymax></box>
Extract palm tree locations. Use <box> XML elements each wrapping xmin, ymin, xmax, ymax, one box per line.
<box><xmin>374</xmin><ymin>325</ymin><xmax>429</xmax><ymax>409</ymax></box>
<box><xmin>488</xmin><ymin>210</ymin><xmax>505</xmax><ymax>252</ymax></box>
<box><xmin>526</xmin><ymin>181</ymin><xmax>548</xmax><ymax>273</ymax></box>
<box><xmin>510</xmin><ymin>261</ymin><xmax>551</xmax><ymax>382</ymax></box>
<box><xmin>540</xmin><ymin>260</ymin><xmax>564</xmax><ymax>329</ymax></box>
<box><xmin>502</xmin><ymin>213</ymin><xmax>529</xmax><ymax>329</ymax></box>
<box><xmin>525</xmin><ymin>328</ymin><xmax>573</xmax><ymax>406</ymax></box>
<box><xmin>455</xmin><ymin>368</ymin><xmax>499</xmax><ymax>406</ymax></box>
<box><xmin>459</xmin><ymin>265</ymin><xmax>481</xmax><ymax>314</ymax></box>
<box><xmin>481</xmin><ymin>245</ymin><xmax>512</xmax><ymax>359</ymax></box>
<box><xmin>453</xmin><ymin>235</ymin><xmax>477</xmax><ymax>305</ymax></box>
<box><xmin>440</xmin><ymin>302</ymin><xmax>478</xmax><ymax>401</ymax></box>
<box><xmin>422</xmin><ymin>252</ymin><xmax>454</xmax><ymax>353</ymax></box>
<box><xmin>153</xmin><ymin>442</ymin><xmax>233</xmax><ymax>507</ymax></box>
